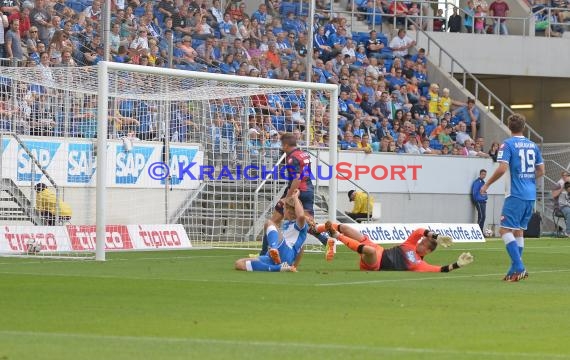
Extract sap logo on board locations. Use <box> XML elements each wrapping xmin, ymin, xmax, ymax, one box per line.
<box><xmin>162</xmin><ymin>147</ymin><xmax>198</xmax><ymax>185</ymax></box>
<box><xmin>17</xmin><ymin>141</ymin><xmax>61</xmax><ymax>182</ymax></box>
<box><xmin>115</xmin><ymin>145</ymin><xmax>154</xmax><ymax>184</ymax></box>
<box><xmin>68</xmin><ymin>143</ymin><xmax>96</xmax><ymax>183</ymax></box>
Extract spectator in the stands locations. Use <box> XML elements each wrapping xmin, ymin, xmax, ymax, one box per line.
<box><xmin>433</xmin><ymin>9</ymin><xmax>447</xmax><ymax>31</ymax></box>
<box><xmin>474</xmin><ymin>5</ymin><xmax>487</xmax><ymax>34</ymax></box>
<box><xmin>438</xmin><ymin>124</ymin><xmax>455</xmax><ymax>151</ymax></box>
<box><xmin>30</xmin><ymin>0</ymin><xmax>51</xmax><ymax>45</ymax></box>
<box><xmin>389</xmin><ymin>28</ymin><xmax>416</xmax><ymax>60</ymax></box>
<box><xmin>448</xmin><ymin>7</ymin><xmax>462</xmax><ymax>32</ymax></box>
<box><xmin>439</xmin><ymin>88</ymin><xmax>465</xmax><ymax>115</ymax></box>
<box><xmin>410</xmin><ymin>96</ymin><xmax>429</xmax><ymax>122</ymax></box>
<box><xmin>5</xmin><ymin>19</ymin><xmax>25</xmax><ymax>62</ymax></box>
<box><xmin>452</xmin><ymin>97</ymin><xmax>480</xmax><ymax>138</ymax></box>
<box><xmin>454</xmin><ymin>121</ymin><xmax>472</xmax><ymax>145</ymax></box>
<box><xmin>373</xmin><ymin>91</ymin><xmax>393</xmax><ymax>120</ymax></box>
<box><xmin>488</xmin><ymin>141</ymin><xmax>499</xmax><ymax>162</ymax></box>
<box><xmin>489</xmin><ymin>0</ymin><xmax>509</xmax><ymax>35</ymax></box>
<box><xmin>339</xmin><ymin>131</ymin><xmax>358</xmax><ymax>150</ymax></box>
<box><xmin>420</xmin><ymin>138</ymin><xmax>439</xmax><ymax>155</ymax></box>
<box><xmin>366</xmin><ymin>30</ymin><xmax>386</xmax><ymax>60</ymax></box>
<box><xmin>464</xmin><ymin>0</ymin><xmax>475</xmax><ymax>33</ymax></box>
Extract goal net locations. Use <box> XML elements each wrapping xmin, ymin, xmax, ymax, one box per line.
<box><xmin>0</xmin><ymin>63</ymin><xmax>338</xmax><ymax>260</ymax></box>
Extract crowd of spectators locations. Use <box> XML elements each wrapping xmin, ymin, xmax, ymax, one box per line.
<box><xmin>0</xmin><ymin>0</ymin><xmax>503</xmax><ymax>162</ymax></box>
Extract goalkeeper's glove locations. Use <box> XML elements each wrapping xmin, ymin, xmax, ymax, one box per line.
<box><xmin>436</xmin><ymin>236</ymin><xmax>453</xmax><ymax>248</ymax></box>
<box><xmin>457</xmin><ymin>252</ymin><xmax>474</xmax><ymax>267</ymax></box>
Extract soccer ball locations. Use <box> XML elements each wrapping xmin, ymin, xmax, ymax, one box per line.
<box><xmin>26</xmin><ymin>239</ymin><xmax>42</xmax><ymax>254</ymax></box>
<box><xmin>483</xmin><ymin>228</ymin><xmax>493</xmax><ymax>238</ymax></box>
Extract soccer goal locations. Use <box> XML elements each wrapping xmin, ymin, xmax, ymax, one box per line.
<box><xmin>0</xmin><ymin>63</ymin><xmax>339</xmax><ymax>259</ymax></box>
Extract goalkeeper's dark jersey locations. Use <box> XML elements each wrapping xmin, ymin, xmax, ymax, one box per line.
<box><xmin>377</xmin><ymin>228</ymin><xmax>442</xmax><ymax>272</ymax></box>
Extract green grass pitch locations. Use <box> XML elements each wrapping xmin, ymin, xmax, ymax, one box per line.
<box><xmin>1</xmin><ymin>238</ymin><xmax>570</xmax><ymax>360</ymax></box>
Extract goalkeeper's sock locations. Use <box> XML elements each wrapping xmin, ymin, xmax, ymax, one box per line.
<box><xmin>503</xmin><ymin>234</ymin><xmax>525</xmax><ymax>273</ymax></box>
<box><xmin>314</xmin><ymin>223</ymin><xmax>339</xmax><ymax>234</ymax></box>
<box><xmin>246</xmin><ymin>260</ymin><xmax>282</xmax><ymax>272</ymax></box>
<box><xmin>335</xmin><ymin>233</ymin><xmax>361</xmax><ymax>253</ymax></box>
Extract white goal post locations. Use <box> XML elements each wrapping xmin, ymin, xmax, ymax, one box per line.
<box><xmin>95</xmin><ymin>62</ymin><xmax>340</xmax><ymax>261</ymax></box>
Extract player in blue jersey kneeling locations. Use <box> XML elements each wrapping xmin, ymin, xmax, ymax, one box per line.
<box><xmin>235</xmin><ymin>189</ymin><xmax>307</xmax><ymax>272</ymax></box>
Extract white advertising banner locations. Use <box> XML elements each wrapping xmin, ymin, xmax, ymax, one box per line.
<box><xmin>0</xmin><ymin>226</ymin><xmax>73</xmax><ymax>253</ymax></box>
<box><xmin>0</xmin><ymin>224</ymin><xmax>192</xmax><ymax>254</ymax></box>
<box><xmin>127</xmin><ymin>224</ymin><xmax>192</xmax><ymax>249</ymax></box>
<box><xmin>0</xmin><ymin>136</ymin><xmax>203</xmax><ymax>189</ymax></box>
<box><xmin>351</xmin><ymin>223</ymin><xmax>485</xmax><ymax>243</ymax></box>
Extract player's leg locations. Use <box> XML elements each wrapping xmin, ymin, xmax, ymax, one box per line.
<box><xmin>325</xmin><ymin>221</ymin><xmax>379</xmax><ymax>266</ymax></box>
<box><xmin>235</xmin><ymin>256</ymin><xmax>296</xmax><ymax>272</ymax></box>
<box><xmin>261</xmin><ymin>194</ymin><xmax>285</xmax><ymax>255</ymax></box>
<box><xmin>499</xmin><ymin>197</ymin><xmax>526</xmax><ymax>280</ymax></box>
<box><xmin>300</xmin><ymin>188</ymin><xmax>329</xmax><ymax>246</ymax></box>
<box><xmin>509</xmin><ymin>200</ymin><xmax>534</xmax><ymax>281</ymax></box>
<box><xmin>262</xmin><ymin>220</ymin><xmax>282</xmax><ymax>263</ymax></box>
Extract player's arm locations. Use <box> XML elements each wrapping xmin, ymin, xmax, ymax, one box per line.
<box><xmin>286</xmin><ymin>178</ymin><xmax>301</xmax><ymax>197</ymax></box>
<box><xmin>292</xmin><ymin>189</ymin><xmax>306</xmax><ymax>229</ymax></box>
<box><xmin>401</xmin><ymin>228</ymin><xmax>425</xmax><ymax>247</ymax></box>
<box><xmin>535</xmin><ymin>163</ymin><xmax>545</xmax><ymax>179</ymax></box>
<box><xmin>481</xmin><ymin>162</ymin><xmax>508</xmax><ymax>194</ymax></box>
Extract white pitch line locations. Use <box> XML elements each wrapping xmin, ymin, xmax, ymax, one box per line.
<box><xmin>0</xmin><ymin>270</ymin><xmax>304</xmax><ymax>286</ymax></box>
<box><xmin>316</xmin><ymin>268</ymin><xmax>570</xmax><ymax>286</ymax></box>
<box><xmin>0</xmin><ymin>330</ymin><xmax>568</xmax><ymax>359</ymax></box>
<box><xmin>0</xmin><ymin>254</ymin><xmax>237</xmax><ymax>266</ymax></box>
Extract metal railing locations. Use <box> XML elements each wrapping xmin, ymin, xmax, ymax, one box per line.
<box><xmin>412</xmin><ymin>21</ymin><xmax>544</xmax><ymax>144</ymax></box>
<box><xmin>323</xmin><ymin>0</ymin><xmax>533</xmax><ymax>36</ymax></box>
<box><xmin>0</xmin><ymin>132</ymin><xmax>62</xmax><ymax>224</ymax></box>
<box><xmin>531</xmin><ymin>6</ymin><xmax>570</xmax><ymax>37</ymax></box>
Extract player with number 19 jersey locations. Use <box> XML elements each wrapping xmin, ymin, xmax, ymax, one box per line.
<box><xmin>497</xmin><ymin>136</ymin><xmax>543</xmax><ymax>200</ymax></box>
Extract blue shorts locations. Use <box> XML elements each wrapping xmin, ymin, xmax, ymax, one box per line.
<box><xmin>500</xmin><ymin>197</ymin><xmax>534</xmax><ymax>230</ymax></box>
<box><xmin>258</xmin><ymin>241</ymin><xmax>302</xmax><ymax>265</ymax></box>
<box><xmin>274</xmin><ymin>187</ymin><xmax>314</xmax><ymax>217</ymax></box>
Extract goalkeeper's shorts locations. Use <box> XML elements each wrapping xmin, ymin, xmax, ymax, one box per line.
<box><xmin>358</xmin><ymin>236</ymin><xmax>385</xmax><ymax>271</ymax></box>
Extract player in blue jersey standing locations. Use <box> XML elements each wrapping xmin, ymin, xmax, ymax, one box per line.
<box><xmin>480</xmin><ymin>114</ymin><xmax>544</xmax><ymax>282</ymax></box>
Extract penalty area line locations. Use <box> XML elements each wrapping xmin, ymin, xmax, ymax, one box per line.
<box><xmin>316</xmin><ymin>268</ymin><xmax>570</xmax><ymax>286</ymax></box>
<box><xmin>0</xmin><ymin>330</ymin><xmax>569</xmax><ymax>359</ymax></box>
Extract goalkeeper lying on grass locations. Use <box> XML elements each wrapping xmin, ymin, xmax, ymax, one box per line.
<box><xmin>318</xmin><ymin>221</ymin><xmax>474</xmax><ymax>272</ymax></box>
